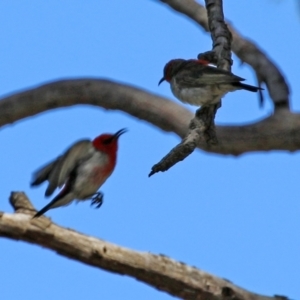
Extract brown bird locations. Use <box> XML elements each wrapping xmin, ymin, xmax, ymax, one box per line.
<box><xmin>159</xmin><ymin>59</ymin><xmax>262</xmax><ymax>106</ymax></box>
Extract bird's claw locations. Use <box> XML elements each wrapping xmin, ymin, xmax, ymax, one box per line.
<box><xmin>90</xmin><ymin>192</ymin><xmax>104</xmax><ymax>209</ymax></box>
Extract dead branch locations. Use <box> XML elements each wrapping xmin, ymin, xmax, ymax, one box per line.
<box><xmin>0</xmin><ymin>192</ymin><xmax>284</xmax><ymax>300</ymax></box>
<box><xmin>1</xmin><ymin>79</ymin><xmax>300</xmax><ymax>158</ymax></box>
<box><xmin>150</xmin><ymin>0</ymin><xmax>235</xmax><ymax>176</ymax></box>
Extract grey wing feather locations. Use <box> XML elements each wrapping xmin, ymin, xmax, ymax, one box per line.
<box><xmin>31</xmin><ymin>158</ymin><xmax>60</xmax><ymax>186</ymax></box>
<box><xmin>31</xmin><ymin>140</ymin><xmax>93</xmax><ymax>197</ymax></box>
<box><xmin>45</xmin><ymin>140</ymin><xmax>93</xmax><ymax>196</ymax></box>
<box><xmin>178</xmin><ymin>66</ymin><xmax>245</xmax><ymax>87</ymax></box>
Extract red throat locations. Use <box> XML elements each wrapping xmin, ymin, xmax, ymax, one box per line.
<box><xmin>92</xmin><ymin>134</ymin><xmax>118</xmax><ymax>166</ymax></box>
<box><xmin>92</xmin><ymin>129</ymin><xmax>126</xmax><ymax>169</ymax></box>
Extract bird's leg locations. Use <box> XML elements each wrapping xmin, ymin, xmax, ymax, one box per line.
<box><xmin>89</xmin><ymin>192</ymin><xmax>104</xmax><ymax>209</ymax></box>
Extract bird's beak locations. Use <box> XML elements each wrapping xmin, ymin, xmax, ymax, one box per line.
<box><xmin>113</xmin><ymin>128</ymin><xmax>127</xmax><ymax>139</ymax></box>
<box><xmin>158</xmin><ymin>77</ymin><xmax>165</xmax><ymax>86</ymax></box>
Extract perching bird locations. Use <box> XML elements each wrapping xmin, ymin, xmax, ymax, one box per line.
<box><xmin>158</xmin><ymin>58</ymin><xmax>262</xmax><ymax>106</ymax></box>
<box><xmin>31</xmin><ymin>128</ymin><xmax>126</xmax><ymax>218</ymax></box>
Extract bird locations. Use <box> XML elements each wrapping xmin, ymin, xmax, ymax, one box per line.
<box><xmin>158</xmin><ymin>58</ymin><xmax>262</xmax><ymax>106</ymax></box>
<box><xmin>31</xmin><ymin>128</ymin><xmax>127</xmax><ymax>218</ymax></box>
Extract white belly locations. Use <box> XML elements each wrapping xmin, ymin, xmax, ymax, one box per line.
<box><xmin>171</xmin><ymin>79</ymin><xmax>236</xmax><ymax>106</ymax></box>
<box><xmin>74</xmin><ymin>152</ymin><xmax>112</xmax><ymax>199</ymax></box>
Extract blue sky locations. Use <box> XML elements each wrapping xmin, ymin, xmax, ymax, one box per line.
<box><xmin>0</xmin><ymin>1</ymin><xmax>299</xmax><ymax>299</ymax></box>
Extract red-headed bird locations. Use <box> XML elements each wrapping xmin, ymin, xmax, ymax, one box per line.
<box><xmin>159</xmin><ymin>59</ymin><xmax>262</xmax><ymax>106</ymax></box>
<box><xmin>31</xmin><ymin>128</ymin><xmax>126</xmax><ymax>218</ymax></box>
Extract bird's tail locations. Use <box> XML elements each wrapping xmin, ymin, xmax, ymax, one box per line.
<box><xmin>33</xmin><ymin>201</ymin><xmax>56</xmax><ymax>218</ymax></box>
<box><xmin>33</xmin><ymin>192</ymin><xmax>74</xmax><ymax>218</ymax></box>
<box><xmin>233</xmin><ymin>82</ymin><xmax>263</xmax><ymax>92</ymax></box>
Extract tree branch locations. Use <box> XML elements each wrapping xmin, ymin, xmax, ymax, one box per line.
<box><xmin>149</xmin><ymin>0</ymin><xmax>293</xmax><ymax>175</ymax></box>
<box><xmin>0</xmin><ymin>79</ymin><xmax>191</xmax><ymax>133</ymax></box>
<box><xmin>204</xmin><ymin>0</ymin><xmax>232</xmax><ymax>71</ymax></box>
<box><xmin>150</xmin><ymin>0</ymin><xmax>234</xmax><ymax>176</ymax></box>
<box><xmin>1</xmin><ymin>79</ymin><xmax>299</xmax><ymax>158</ymax></box>
<box><xmin>0</xmin><ymin>192</ymin><xmax>285</xmax><ymax>300</ymax></box>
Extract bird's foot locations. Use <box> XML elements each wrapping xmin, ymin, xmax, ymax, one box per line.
<box><xmin>90</xmin><ymin>192</ymin><xmax>104</xmax><ymax>209</ymax></box>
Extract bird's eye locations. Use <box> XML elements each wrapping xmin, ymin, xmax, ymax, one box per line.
<box><xmin>102</xmin><ymin>138</ymin><xmax>113</xmax><ymax>145</ymax></box>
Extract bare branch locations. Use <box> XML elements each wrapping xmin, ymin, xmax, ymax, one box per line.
<box><xmin>1</xmin><ymin>79</ymin><xmax>300</xmax><ymax>157</ymax></box>
<box><xmin>0</xmin><ymin>192</ymin><xmax>284</xmax><ymax>300</ymax></box>
<box><xmin>149</xmin><ymin>104</ymin><xmax>217</xmax><ymax>177</ymax></box>
<box><xmin>204</xmin><ymin>0</ymin><xmax>232</xmax><ymax>71</ymax></box>
<box><xmin>149</xmin><ymin>120</ymin><xmax>203</xmax><ymax>177</ymax></box>
<box><xmin>150</xmin><ymin>0</ymin><xmax>232</xmax><ymax>176</ymax></box>
<box><xmin>158</xmin><ymin>0</ymin><xmax>290</xmax><ymax>108</ymax></box>
<box><xmin>0</xmin><ymin>79</ymin><xmax>191</xmax><ymax>133</ymax></box>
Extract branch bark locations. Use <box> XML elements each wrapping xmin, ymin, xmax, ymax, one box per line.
<box><xmin>149</xmin><ymin>0</ymin><xmax>233</xmax><ymax>176</ymax></box>
<box><xmin>1</xmin><ymin>79</ymin><xmax>299</xmax><ymax>158</ymax></box>
<box><xmin>0</xmin><ymin>192</ymin><xmax>285</xmax><ymax>300</ymax></box>
<box><xmin>204</xmin><ymin>0</ymin><xmax>232</xmax><ymax>71</ymax></box>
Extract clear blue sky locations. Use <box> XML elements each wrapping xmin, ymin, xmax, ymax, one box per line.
<box><xmin>1</xmin><ymin>1</ymin><xmax>299</xmax><ymax>299</ymax></box>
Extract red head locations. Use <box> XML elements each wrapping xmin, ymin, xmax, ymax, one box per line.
<box><xmin>92</xmin><ymin>128</ymin><xmax>127</xmax><ymax>156</ymax></box>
